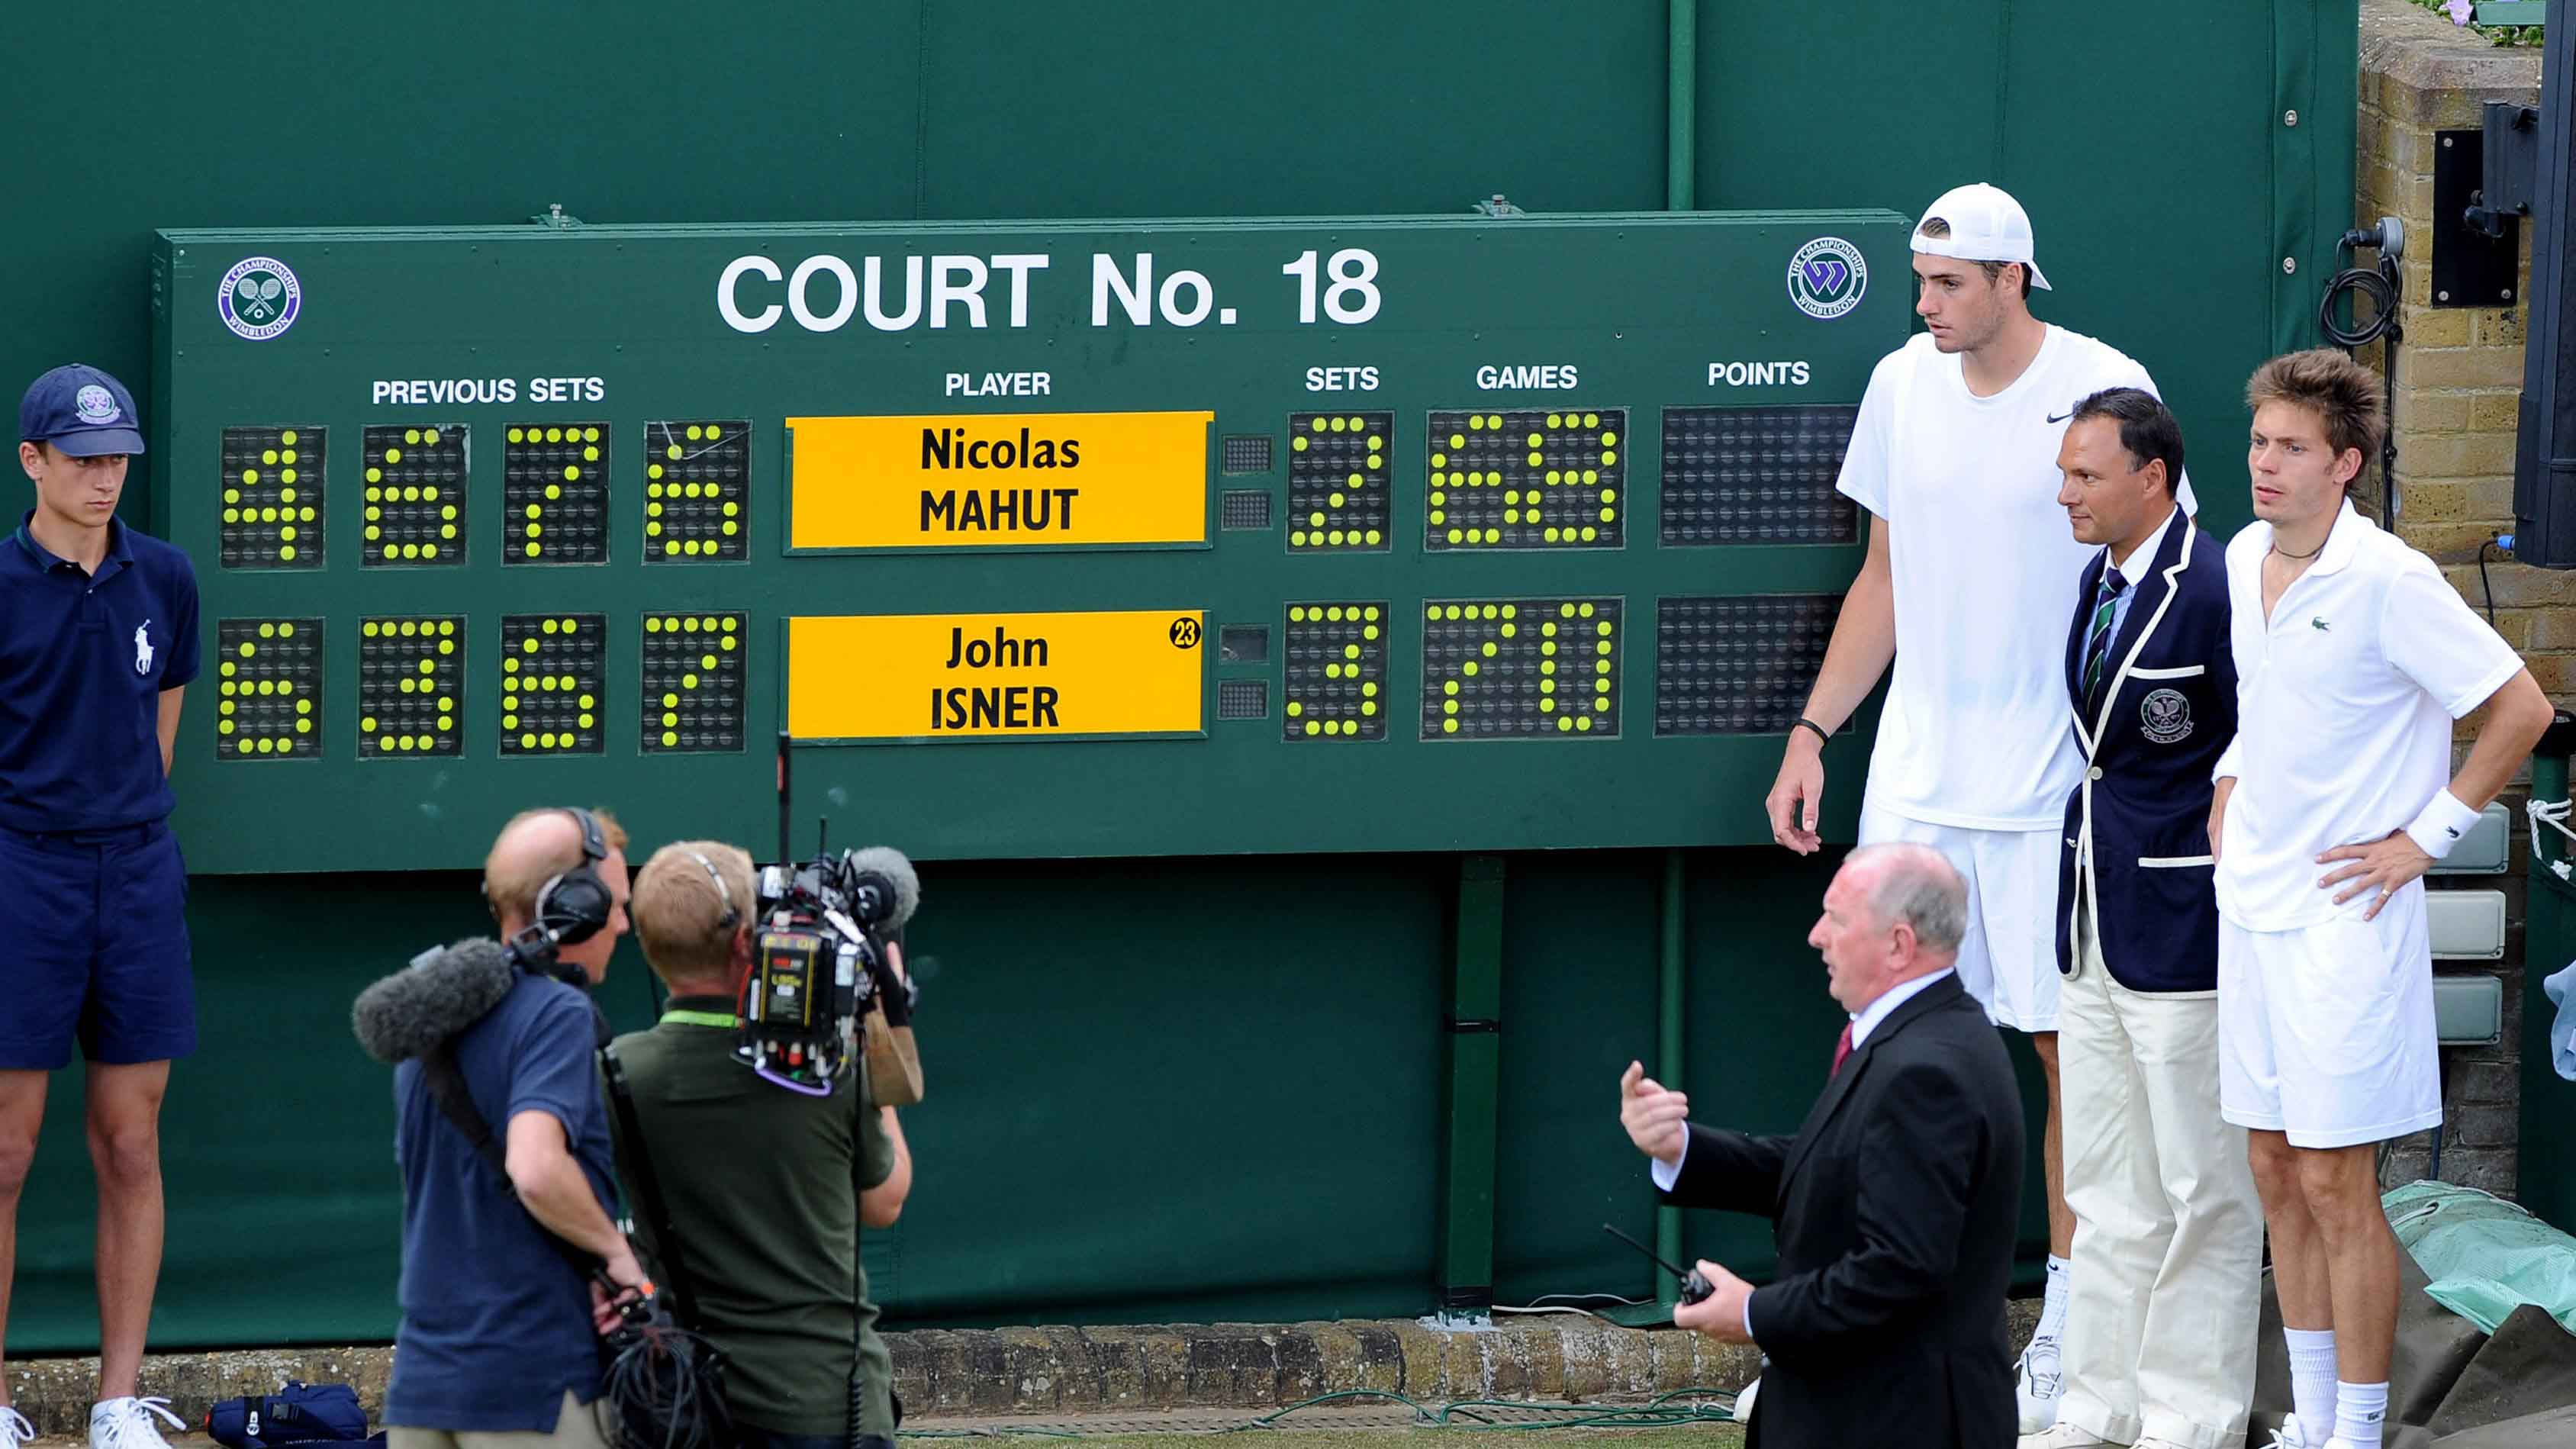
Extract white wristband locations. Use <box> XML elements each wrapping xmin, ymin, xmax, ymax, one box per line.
<box><xmin>2403</xmin><ymin>790</ymin><xmax>2482</xmax><ymax>861</ymax></box>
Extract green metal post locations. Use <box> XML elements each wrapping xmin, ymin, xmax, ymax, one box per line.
<box><xmin>1438</xmin><ymin>855</ymin><xmax>1505</xmax><ymax>1319</ymax></box>
<box><xmin>1666</xmin><ymin>0</ymin><xmax>1697</xmax><ymax>211</ymax></box>
<box><xmin>1655</xmin><ymin>848</ymin><xmax>1688</xmax><ymax>1305</ymax></box>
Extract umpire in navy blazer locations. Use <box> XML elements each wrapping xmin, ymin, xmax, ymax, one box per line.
<box><xmin>2042</xmin><ymin>388</ymin><xmax>2265</xmax><ymax>1449</ymax></box>
<box><xmin>2056</xmin><ymin>396</ymin><xmax>2236</xmax><ymax>979</ymax></box>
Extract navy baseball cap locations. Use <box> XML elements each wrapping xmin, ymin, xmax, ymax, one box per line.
<box><xmin>20</xmin><ymin>364</ymin><xmax>147</xmax><ymax>457</ymax></box>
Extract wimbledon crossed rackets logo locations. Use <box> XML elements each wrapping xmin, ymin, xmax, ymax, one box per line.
<box><xmin>218</xmin><ymin>256</ymin><xmax>301</xmax><ymax>341</ymax></box>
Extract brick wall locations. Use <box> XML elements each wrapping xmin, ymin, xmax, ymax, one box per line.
<box><xmin>2355</xmin><ymin>0</ymin><xmax>2544</xmax><ymax>1195</ymax></box>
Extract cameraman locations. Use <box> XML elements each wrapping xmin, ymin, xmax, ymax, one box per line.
<box><xmin>378</xmin><ymin>808</ymin><xmax>645</xmax><ymax>1449</ymax></box>
<box><xmin>610</xmin><ymin>841</ymin><xmax>913</xmax><ymax>1449</ymax></box>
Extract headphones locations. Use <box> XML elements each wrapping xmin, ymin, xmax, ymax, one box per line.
<box><xmin>686</xmin><ymin>850</ymin><xmax>739</xmax><ymax>932</ymax></box>
<box><xmin>532</xmin><ymin>807</ymin><xmax>616</xmax><ymax>946</ymax></box>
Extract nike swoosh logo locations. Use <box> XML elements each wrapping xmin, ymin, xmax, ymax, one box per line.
<box><xmin>2046</xmin><ymin>411</ymin><xmax>2074</xmax><ymax>423</ymax></box>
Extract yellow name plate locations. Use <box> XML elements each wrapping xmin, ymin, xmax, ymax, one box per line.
<box><xmin>787</xmin><ymin>411</ymin><xmax>1212</xmax><ymax>549</ymax></box>
<box><xmin>788</xmin><ymin>610</ymin><xmax>1206</xmax><ymax>740</ymax></box>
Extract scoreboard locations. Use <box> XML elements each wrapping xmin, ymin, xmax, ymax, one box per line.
<box><xmin>151</xmin><ymin>212</ymin><xmax>1907</xmax><ymax>872</ymax></box>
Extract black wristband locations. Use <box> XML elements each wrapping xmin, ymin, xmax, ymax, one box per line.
<box><xmin>1792</xmin><ymin>717</ymin><xmax>1831</xmax><ymax>746</ymax></box>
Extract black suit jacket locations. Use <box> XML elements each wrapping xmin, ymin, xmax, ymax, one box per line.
<box><xmin>1663</xmin><ymin>974</ymin><xmax>2024</xmax><ymax>1449</ymax></box>
<box><xmin>2055</xmin><ymin>511</ymin><xmax>2237</xmax><ymax>992</ymax></box>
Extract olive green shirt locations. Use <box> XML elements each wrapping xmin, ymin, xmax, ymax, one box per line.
<box><xmin>608</xmin><ymin>1000</ymin><xmax>896</xmax><ymax>1438</ymax></box>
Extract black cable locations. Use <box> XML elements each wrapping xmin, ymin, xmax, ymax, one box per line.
<box><xmin>2479</xmin><ymin>539</ymin><xmax>2502</xmax><ymax>623</ymax></box>
<box><xmin>2319</xmin><ymin>243</ymin><xmax>2404</xmax><ymax>524</ymax></box>
<box><xmin>596</xmin><ymin>1317</ymin><xmax>735</xmax><ymax>1449</ymax></box>
<box><xmin>2318</xmin><ymin>258</ymin><xmax>2398</xmax><ymax>349</ymax></box>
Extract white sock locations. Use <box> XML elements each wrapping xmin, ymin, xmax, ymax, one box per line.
<box><xmin>2285</xmin><ymin>1328</ymin><xmax>2338</xmax><ymax>1435</ymax></box>
<box><xmin>2035</xmin><ymin>1254</ymin><xmax>2072</xmax><ymax>1343</ymax></box>
<box><xmin>2333</xmin><ymin>1380</ymin><xmax>2388</xmax><ymax>1449</ymax></box>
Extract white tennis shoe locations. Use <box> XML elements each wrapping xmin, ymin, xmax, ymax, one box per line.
<box><xmin>90</xmin><ymin>1397</ymin><xmax>185</xmax><ymax>1449</ymax></box>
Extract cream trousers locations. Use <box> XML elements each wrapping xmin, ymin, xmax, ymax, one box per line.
<box><xmin>2056</xmin><ymin>909</ymin><xmax>2265</xmax><ymax>1449</ymax></box>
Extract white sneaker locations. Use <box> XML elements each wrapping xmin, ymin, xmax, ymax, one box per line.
<box><xmin>2263</xmin><ymin>1415</ymin><xmax>2314</xmax><ymax>1449</ymax></box>
<box><xmin>89</xmin><ymin>1397</ymin><xmax>185</xmax><ymax>1449</ymax></box>
<box><xmin>1731</xmin><ymin>1376</ymin><xmax>1760</xmax><ymax>1425</ymax></box>
<box><xmin>2019</xmin><ymin>1425</ymin><xmax>2115</xmax><ymax>1448</ymax></box>
<box><xmin>2016</xmin><ymin>1336</ymin><xmax>2064</xmax><ymax>1433</ymax></box>
<box><xmin>4</xmin><ymin>1407</ymin><xmax>37</xmax><ymax>1449</ymax></box>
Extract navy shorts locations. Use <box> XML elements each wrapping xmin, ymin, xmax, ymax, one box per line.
<box><xmin>0</xmin><ymin>819</ymin><xmax>195</xmax><ymax>1070</ymax></box>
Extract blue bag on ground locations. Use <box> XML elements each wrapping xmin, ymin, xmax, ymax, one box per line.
<box><xmin>204</xmin><ymin>1382</ymin><xmax>372</xmax><ymax>1449</ymax></box>
<box><xmin>2387</xmin><ymin>1180</ymin><xmax>2576</xmax><ymax>1335</ymax></box>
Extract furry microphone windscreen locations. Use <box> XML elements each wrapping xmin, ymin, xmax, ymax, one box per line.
<box><xmin>846</xmin><ymin>845</ymin><xmax>922</xmax><ymax>931</ymax></box>
<box><xmin>352</xmin><ymin>937</ymin><xmax>518</xmax><ymax>1064</ymax></box>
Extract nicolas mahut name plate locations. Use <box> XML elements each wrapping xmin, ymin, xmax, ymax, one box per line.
<box><xmin>786</xmin><ymin>411</ymin><xmax>1213</xmax><ymax>550</ymax></box>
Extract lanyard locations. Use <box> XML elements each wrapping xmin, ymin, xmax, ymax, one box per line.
<box><xmin>660</xmin><ymin>1009</ymin><xmax>738</xmax><ymax>1029</ymax></box>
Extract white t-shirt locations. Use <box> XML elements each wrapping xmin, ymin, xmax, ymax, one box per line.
<box><xmin>1837</xmin><ymin>326</ymin><xmax>2197</xmax><ymax>831</ymax></box>
<box><xmin>2212</xmin><ymin>502</ymin><xmax>2524</xmax><ymax>931</ymax></box>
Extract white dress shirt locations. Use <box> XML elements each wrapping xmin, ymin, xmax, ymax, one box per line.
<box><xmin>2098</xmin><ymin>505</ymin><xmax>2177</xmax><ymax>643</ymax></box>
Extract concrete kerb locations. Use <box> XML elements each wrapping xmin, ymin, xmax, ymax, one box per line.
<box><xmin>3</xmin><ymin>1303</ymin><xmax>2042</xmax><ymax>1434</ymax></box>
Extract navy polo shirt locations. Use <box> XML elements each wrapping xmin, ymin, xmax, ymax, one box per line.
<box><xmin>388</xmin><ymin>973</ymin><xmax>616</xmax><ymax>1431</ymax></box>
<box><xmin>0</xmin><ymin>512</ymin><xmax>200</xmax><ymax>832</ymax></box>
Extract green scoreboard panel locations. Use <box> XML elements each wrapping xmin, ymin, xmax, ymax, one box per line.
<box><xmin>152</xmin><ymin>213</ymin><xmax>1905</xmax><ymax>871</ymax></box>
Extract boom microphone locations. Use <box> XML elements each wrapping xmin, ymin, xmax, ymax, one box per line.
<box><xmin>840</xmin><ymin>846</ymin><xmax>920</xmax><ymax>932</ymax></box>
<box><xmin>352</xmin><ymin>938</ymin><xmax>517</xmax><ymax>1064</ymax></box>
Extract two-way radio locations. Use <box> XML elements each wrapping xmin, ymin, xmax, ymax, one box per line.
<box><xmin>1602</xmin><ymin>1222</ymin><xmax>1714</xmax><ymax>1306</ymax></box>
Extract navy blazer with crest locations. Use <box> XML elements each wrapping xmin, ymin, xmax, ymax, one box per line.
<box><xmin>2056</xmin><ymin>507</ymin><xmax>2238</xmax><ymax>992</ymax></box>
<box><xmin>1661</xmin><ymin>974</ymin><xmax>2024</xmax><ymax>1449</ymax></box>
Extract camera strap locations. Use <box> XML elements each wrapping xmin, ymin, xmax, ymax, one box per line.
<box><xmin>601</xmin><ymin>1043</ymin><xmax>714</xmax><ymax>1334</ymax></box>
<box><xmin>417</xmin><ymin>1042</ymin><xmax>608</xmax><ymax>1285</ymax></box>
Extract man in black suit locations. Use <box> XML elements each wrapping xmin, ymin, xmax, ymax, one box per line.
<box><xmin>1621</xmin><ymin>842</ymin><xmax>2024</xmax><ymax>1449</ymax></box>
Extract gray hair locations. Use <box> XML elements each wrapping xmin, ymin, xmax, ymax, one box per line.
<box><xmin>1845</xmin><ymin>843</ymin><xmax>1969</xmax><ymax>957</ymax></box>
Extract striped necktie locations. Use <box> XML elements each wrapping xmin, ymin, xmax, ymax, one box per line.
<box><xmin>2082</xmin><ymin>566</ymin><xmax>2128</xmax><ymax>702</ymax></box>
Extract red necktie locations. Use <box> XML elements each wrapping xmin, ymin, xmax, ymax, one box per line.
<box><xmin>1831</xmin><ymin>1022</ymin><xmax>1854</xmax><ymax>1077</ymax></box>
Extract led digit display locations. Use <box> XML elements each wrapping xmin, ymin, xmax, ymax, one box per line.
<box><xmin>1659</xmin><ymin>405</ymin><xmax>1858</xmax><ymax>546</ymax></box>
<box><xmin>1282</xmin><ymin>602</ymin><xmax>1387</xmax><ymax>740</ymax></box>
<box><xmin>217</xmin><ymin>427</ymin><xmax>323</xmax><ymax>568</ymax></box>
<box><xmin>214</xmin><ymin>618</ymin><xmax>322</xmax><ymax>758</ymax></box>
<box><xmin>500</xmin><ymin>614</ymin><xmax>607</xmax><ymax>754</ymax></box>
<box><xmin>644</xmin><ymin>421</ymin><xmax>750</xmax><ymax>562</ymax></box>
<box><xmin>362</xmin><ymin>425</ymin><xmax>467</xmax><ymax>565</ymax></box>
<box><xmin>1422</xmin><ymin>597</ymin><xmax>1621</xmax><ymax>739</ymax></box>
<box><xmin>642</xmin><ymin>612</ymin><xmax>747</xmax><ymax>752</ymax></box>
<box><xmin>1286</xmin><ymin>413</ymin><xmax>1390</xmax><ymax>552</ymax></box>
<box><xmin>1654</xmin><ymin>594</ymin><xmax>1841</xmax><ymax>735</ymax></box>
<box><xmin>505</xmin><ymin>424</ymin><xmax>608</xmax><ymax>564</ymax></box>
<box><xmin>1425</xmin><ymin>409</ymin><xmax>1624</xmax><ymax>551</ymax></box>
<box><xmin>359</xmin><ymin>616</ymin><xmax>464</xmax><ymax>757</ymax></box>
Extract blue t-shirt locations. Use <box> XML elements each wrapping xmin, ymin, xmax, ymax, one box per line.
<box><xmin>0</xmin><ymin>514</ymin><xmax>199</xmax><ymax>832</ymax></box>
<box><xmin>387</xmin><ymin>972</ymin><xmax>617</xmax><ymax>1431</ymax></box>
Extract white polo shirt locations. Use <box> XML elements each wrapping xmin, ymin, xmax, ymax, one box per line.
<box><xmin>2212</xmin><ymin>501</ymin><xmax>2524</xmax><ymax>931</ymax></box>
<box><xmin>1838</xmin><ymin>326</ymin><xmax>2194</xmax><ymax>832</ymax></box>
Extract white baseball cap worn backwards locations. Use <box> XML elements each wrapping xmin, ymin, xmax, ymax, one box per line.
<box><xmin>1911</xmin><ymin>182</ymin><xmax>2053</xmax><ymax>291</ymax></box>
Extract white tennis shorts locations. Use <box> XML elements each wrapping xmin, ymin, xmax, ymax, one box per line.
<box><xmin>1856</xmin><ymin>798</ymin><xmax>2062</xmax><ymax>1032</ymax></box>
<box><xmin>2217</xmin><ymin>889</ymin><xmax>2441</xmax><ymax>1150</ymax></box>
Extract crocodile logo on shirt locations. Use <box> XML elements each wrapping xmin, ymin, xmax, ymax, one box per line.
<box><xmin>2311</xmin><ymin>617</ymin><xmax>2331</xmax><ymax>632</ymax></box>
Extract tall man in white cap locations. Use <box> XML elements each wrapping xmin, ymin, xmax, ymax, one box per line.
<box><xmin>1763</xmin><ymin>182</ymin><xmax>2193</xmax><ymax>1436</ymax></box>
